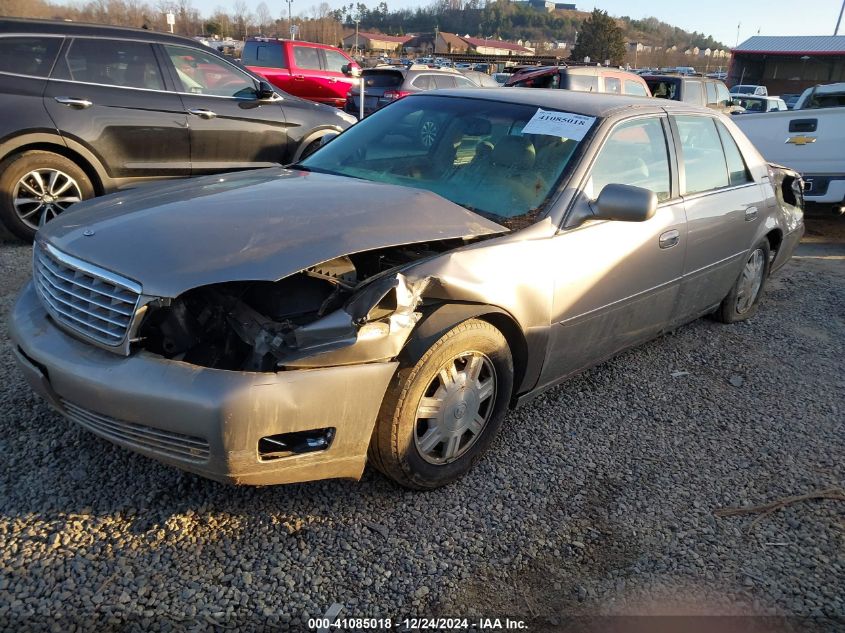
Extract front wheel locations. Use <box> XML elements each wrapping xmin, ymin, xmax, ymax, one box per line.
<box><xmin>369</xmin><ymin>319</ymin><xmax>513</xmax><ymax>490</ymax></box>
<box><xmin>713</xmin><ymin>239</ymin><xmax>771</xmax><ymax>323</ymax></box>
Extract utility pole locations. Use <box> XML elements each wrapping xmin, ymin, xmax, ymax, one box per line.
<box><xmin>836</xmin><ymin>0</ymin><xmax>845</xmax><ymax>35</ymax></box>
<box><xmin>287</xmin><ymin>0</ymin><xmax>295</xmax><ymax>40</ymax></box>
<box><xmin>354</xmin><ymin>18</ymin><xmax>360</xmax><ymax>54</ymax></box>
<box><xmin>735</xmin><ymin>22</ymin><xmax>741</xmax><ymax>47</ymax></box>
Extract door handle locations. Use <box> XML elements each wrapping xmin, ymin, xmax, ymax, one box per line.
<box><xmin>54</xmin><ymin>96</ymin><xmax>93</xmax><ymax>109</ymax></box>
<box><xmin>659</xmin><ymin>229</ymin><xmax>680</xmax><ymax>249</ymax></box>
<box><xmin>293</xmin><ymin>75</ymin><xmax>305</xmax><ymax>81</ymax></box>
<box><xmin>328</xmin><ymin>77</ymin><xmax>338</xmax><ymax>83</ymax></box>
<box><xmin>744</xmin><ymin>206</ymin><xmax>758</xmax><ymax>221</ymax></box>
<box><xmin>187</xmin><ymin>108</ymin><xmax>217</xmax><ymax>119</ymax></box>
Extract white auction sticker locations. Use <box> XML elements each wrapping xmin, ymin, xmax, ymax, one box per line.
<box><xmin>521</xmin><ymin>108</ymin><xmax>596</xmax><ymax>140</ymax></box>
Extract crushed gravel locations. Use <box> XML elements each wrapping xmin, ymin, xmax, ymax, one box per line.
<box><xmin>0</xmin><ymin>220</ymin><xmax>842</xmax><ymax>631</ymax></box>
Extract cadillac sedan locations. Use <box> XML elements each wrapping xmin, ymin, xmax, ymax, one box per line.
<box><xmin>10</xmin><ymin>90</ymin><xmax>805</xmax><ymax>490</ymax></box>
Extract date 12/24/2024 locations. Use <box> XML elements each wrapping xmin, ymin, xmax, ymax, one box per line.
<box><xmin>307</xmin><ymin>617</ymin><xmax>529</xmax><ymax>630</ymax></box>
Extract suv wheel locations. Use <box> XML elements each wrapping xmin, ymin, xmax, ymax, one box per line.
<box><xmin>0</xmin><ymin>150</ymin><xmax>94</xmax><ymax>242</ymax></box>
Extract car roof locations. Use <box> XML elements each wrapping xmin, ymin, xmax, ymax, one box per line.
<box><xmin>0</xmin><ymin>17</ymin><xmax>199</xmax><ymax>46</ymax></box>
<box><xmin>414</xmin><ymin>88</ymin><xmax>714</xmax><ymax>118</ymax></box>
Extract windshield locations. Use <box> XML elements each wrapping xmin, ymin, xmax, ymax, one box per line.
<box><xmin>299</xmin><ymin>95</ymin><xmax>593</xmax><ymax>225</ymax></box>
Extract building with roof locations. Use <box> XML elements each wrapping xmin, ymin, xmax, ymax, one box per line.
<box><xmin>402</xmin><ymin>32</ymin><xmax>533</xmax><ymax>56</ymax></box>
<box><xmin>341</xmin><ymin>31</ymin><xmax>412</xmax><ymax>53</ymax></box>
<box><xmin>729</xmin><ymin>35</ymin><xmax>845</xmax><ymax>93</ymax></box>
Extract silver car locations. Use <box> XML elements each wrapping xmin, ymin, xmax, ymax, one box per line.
<box><xmin>10</xmin><ymin>90</ymin><xmax>805</xmax><ymax>489</ymax></box>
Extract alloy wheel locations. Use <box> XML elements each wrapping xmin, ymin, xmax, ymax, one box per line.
<box><xmin>414</xmin><ymin>351</ymin><xmax>497</xmax><ymax>465</ymax></box>
<box><xmin>419</xmin><ymin>119</ymin><xmax>438</xmax><ymax>148</ymax></box>
<box><xmin>735</xmin><ymin>248</ymin><xmax>765</xmax><ymax>314</ymax></box>
<box><xmin>13</xmin><ymin>168</ymin><xmax>83</xmax><ymax>230</ymax></box>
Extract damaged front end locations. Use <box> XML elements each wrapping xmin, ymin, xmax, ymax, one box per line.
<box><xmin>136</xmin><ymin>244</ymin><xmax>446</xmax><ymax>371</ymax></box>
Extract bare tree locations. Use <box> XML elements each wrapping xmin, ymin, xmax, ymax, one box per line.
<box><xmin>255</xmin><ymin>1</ymin><xmax>272</xmax><ymax>35</ymax></box>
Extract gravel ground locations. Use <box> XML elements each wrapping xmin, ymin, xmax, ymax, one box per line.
<box><xmin>0</xmin><ymin>218</ymin><xmax>842</xmax><ymax>632</ymax></box>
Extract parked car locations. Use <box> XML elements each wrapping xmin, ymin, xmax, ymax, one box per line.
<box><xmin>730</xmin><ymin>95</ymin><xmax>788</xmax><ymax>113</ymax></box>
<box><xmin>505</xmin><ymin>66</ymin><xmax>651</xmax><ymax>97</ymax></box>
<box><xmin>492</xmin><ymin>72</ymin><xmax>511</xmax><ymax>85</ymax></box>
<box><xmin>730</xmin><ymin>84</ymin><xmax>768</xmax><ymax>96</ymax></box>
<box><xmin>793</xmin><ymin>82</ymin><xmax>845</xmax><ymax>110</ymax></box>
<box><xmin>643</xmin><ymin>74</ymin><xmax>738</xmax><ymax>113</ymax></box>
<box><xmin>241</xmin><ymin>38</ymin><xmax>359</xmax><ymax>108</ymax></box>
<box><xmin>460</xmin><ymin>69</ymin><xmax>501</xmax><ymax>87</ymax></box>
<box><xmin>344</xmin><ymin>65</ymin><xmax>479</xmax><ymax>121</ymax></box>
<box><xmin>10</xmin><ymin>90</ymin><xmax>804</xmax><ymax>490</ymax></box>
<box><xmin>734</xmin><ymin>104</ymin><xmax>845</xmax><ymax>211</ymax></box>
<box><xmin>781</xmin><ymin>93</ymin><xmax>802</xmax><ymax>109</ymax></box>
<box><xmin>0</xmin><ymin>19</ymin><xmax>355</xmax><ymax>241</ymax></box>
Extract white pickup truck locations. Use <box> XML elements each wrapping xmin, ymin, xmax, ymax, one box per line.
<box><xmin>733</xmin><ymin>86</ymin><xmax>845</xmax><ymax>210</ymax></box>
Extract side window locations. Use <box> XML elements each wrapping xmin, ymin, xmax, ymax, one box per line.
<box><xmin>676</xmin><ymin>116</ymin><xmax>729</xmax><ymax>194</ymax></box>
<box><xmin>65</xmin><ymin>38</ymin><xmax>164</xmax><ymax>90</ymax></box>
<box><xmin>624</xmin><ymin>80</ymin><xmax>648</xmax><ymax>96</ymax></box>
<box><xmin>586</xmin><ymin>117</ymin><xmax>671</xmax><ymax>202</ymax></box>
<box><xmin>0</xmin><ymin>37</ymin><xmax>62</xmax><ymax>77</ymax></box>
<box><xmin>163</xmin><ymin>45</ymin><xmax>256</xmax><ymax>97</ymax></box>
<box><xmin>411</xmin><ymin>75</ymin><xmax>433</xmax><ymax>90</ymax></box>
<box><xmin>242</xmin><ymin>42</ymin><xmax>286</xmax><ymax>69</ymax></box>
<box><xmin>705</xmin><ymin>81</ymin><xmax>717</xmax><ymax>104</ymax></box>
<box><xmin>292</xmin><ymin>45</ymin><xmax>321</xmax><ymax>70</ymax></box>
<box><xmin>682</xmin><ymin>81</ymin><xmax>703</xmax><ymax>105</ymax></box>
<box><xmin>715</xmin><ymin>121</ymin><xmax>752</xmax><ymax>186</ymax></box>
<box><xmin>566</xmin><ymin>74</ymin><xmax>598</xmax><ymax>92</ymax></box>
<box><xmin>604</xmin><ymin>76</ymin><xmax>621</xmax><ymax>94</ymax></box>
<box><xmin>716</xmin><ymin>82</ymin><xmax>731</xmax><ymax>107</ymax></box>
<box><xmin>432</xmin><ymin>75</ymin><xmax>456</xmax><ymax>89</ymax></box>
<box><xmin>454</xmin><ymin>75</ymin><xmax>476</xmax><ymax>88</ymax></box>
<box><xmin>323</xmin><ymin>49</ymin><xmax>349</xmax><ymax>73</ymax></box>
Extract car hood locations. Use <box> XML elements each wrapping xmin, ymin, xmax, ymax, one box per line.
<box><xmin>39</xmin><ymin>168</ymin><xmax>507</xmax><ymax>298</ymax></box>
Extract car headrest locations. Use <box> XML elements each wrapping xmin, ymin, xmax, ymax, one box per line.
<box><xmin>491</xmin><ymin>136</ymin><xmax>536</xmax><ymax>169</ymax></box>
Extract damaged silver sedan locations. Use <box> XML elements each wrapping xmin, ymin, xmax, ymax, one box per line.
<box><xmin>10</xmin><ymin>90</ymin><xmax>805</xmax><ymax>489</ymax></box>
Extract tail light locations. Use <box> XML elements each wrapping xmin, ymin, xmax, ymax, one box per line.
<box><xmin>383</xmin><ymin>90</ymin><xmax>411</xmax><ymax>100</ymax></box>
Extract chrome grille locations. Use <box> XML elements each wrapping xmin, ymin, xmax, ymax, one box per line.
<box><xmin>33</xmin><ymin>242</ymin><xmax>141</xmax><ymax>348</ymax></box>
<box><xmin>61</xmin><ymin>399</ymin><xmax>210</xmax><ymax>463</ymax></box>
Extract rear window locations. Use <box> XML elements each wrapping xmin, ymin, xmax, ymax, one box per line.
<box><xmin>565</xmin><ymin>73</ymin><xmax>598</xmax><ymax>92</ymax></box>
<box><xmin>241</xmin><ymin>41</ymin><xmax>286</xmax><ymax>68</ymax></box>
<box><xmin>63</xmin><ymin>38</ymin><xmax>164</xmax><ymax>90</ymax></box>
<box><xmin>512</xmin><ymin>71</ymin><xmax>559</xmax><ymax>88</ymax></box>
<box><xmin>646</xmin><ymin>78</ymin><xmax>679</xmax><ymax>100</ymax></box>
<box><xmin>604</xmin><ymin>77</ymin><xmax>621</xmax><ymax>94</ymax></box>
<box><xmin>362</xmin><ymin>70</ymin><xmax>403</xmax><ymax>88</ymax></box>
<box><xmin>0</xmin><ymin>36</ymin><xmax>62</xmax><ymax>77</ymax></box>
<box><xmin>705</xmin><ymin>81</ymin><xmax>717</xmax><ymax>104</ymax></box>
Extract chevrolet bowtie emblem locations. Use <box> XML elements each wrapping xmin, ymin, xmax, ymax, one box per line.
<box><xmin>786</xmin><ymin>135</ymin><xmax>816</xmax><ymax>145</ymax></box>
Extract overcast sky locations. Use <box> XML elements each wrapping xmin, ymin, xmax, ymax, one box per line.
<box><xmin>189</xmin><ymin>0</ymin><xmax>844</xmax><ymax>46</ymax></box>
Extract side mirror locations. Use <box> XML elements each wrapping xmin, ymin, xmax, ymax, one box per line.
<box><xmin>592</xmin><ymin>184</ymin><xmax>657</xmax><ymax>222</ymax></box>
<box><xmin>342</xmin><ymin>63</ymin><xmax>361</xmax><ymax>78</ymax></box>
<box><xmin>320</xmin><ymin>132</ymin><xmax>339</xmax><ymax>147</ymax></box>
<box><xmin>256</xmin><ymin>80</ymin><xmax>275</xmax><ymax>100</ymax></box>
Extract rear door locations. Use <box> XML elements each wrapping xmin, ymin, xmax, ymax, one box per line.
<box><xmin>160</xmin><ymin>44</ymin><xmax>289</xmax><ymax>174</ymax></box>
<box><xmin>672</xmin><ymin>114</ymin><xmax>763</xmax><ymax>318</ymax></box>
<box><xmin>44</xmin><ymin>37</ymin><xmax>190</xmax><ymax>179</ymax></box>
<box><xmin>289</xmin><ymin>43</ymin><xmax>326</xmax><ymax>104</ymax></box>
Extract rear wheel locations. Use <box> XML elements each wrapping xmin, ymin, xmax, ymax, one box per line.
<box><xmin>0</xmin><ymin>150</ymin><xmax>94</xmax><ymax>242</ymax></box>
<box><xmin>369</xmin><ymin>319</ymin><xmax>513</xmax><ymax>490</ymax></box>
<box><xmin>714</xmin><ymin>239</ymin><xmax>771</xmax><ymax>323</ymax></box>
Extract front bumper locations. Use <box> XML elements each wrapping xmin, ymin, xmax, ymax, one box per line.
<box><xmin>9</xmin><ymin>282</ymin><xmax>398</xmax><ymax>486</ymax></box>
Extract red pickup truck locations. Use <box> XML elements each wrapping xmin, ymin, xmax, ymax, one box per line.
<box><xmin>241</xmin><ymin>39</ymin><xmax>360</xmax><ymax>108</ymax></box>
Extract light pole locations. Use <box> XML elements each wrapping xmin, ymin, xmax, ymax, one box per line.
<box><xmin>836</xmin><ymin>0</ymin><xmax>845</xmax><ymax>35</ymax></box>
<box><xmin>354</xmin><ymin>19</ymin><xmax>360</xmax><ymax>54</ymax></box>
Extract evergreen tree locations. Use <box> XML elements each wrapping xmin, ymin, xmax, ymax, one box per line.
<box><xmin>570</xmin><ymin>9</ymin><xmax>626</xmax><ymax>65</ymax></box>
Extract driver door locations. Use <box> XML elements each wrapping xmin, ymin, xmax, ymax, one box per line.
<box><xmin>159</xmin><ymin>44</ymin><xmax>289</xmax><ymax>174</ymax></box>
<box><xmin>540</xmin><ymin>115</ymin><xmax>687</xmax><ymax>383</ymax></box>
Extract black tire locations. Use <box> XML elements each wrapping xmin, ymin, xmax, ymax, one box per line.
<box><xmin>297</xmin><ymin>139</ymin><xmax>322</xmax><ymax>161</ymax></box>
<box><xmin>713</xmin><ymin>239</ymin><xmax>771</xmax><ymax>323</ymax></box>
<box><xmin>0</xmin><ymin>150</ymin><xmax>94</xmax><ymax>242</ymax></box>
<box><xmin>369</xmin><ymin>319</ymin><xmax>513</xmax><ymax>490</ymax></box>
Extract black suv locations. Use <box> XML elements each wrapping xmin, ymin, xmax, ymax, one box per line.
<box><xmin>0</xmin><ymin>19</ymin><xmax>355</xmax><ymax>240</ymax></box>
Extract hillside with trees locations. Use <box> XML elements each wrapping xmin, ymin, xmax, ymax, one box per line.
<box><xmin>0</xmin><ymin>0</ymin><xmax>724</xmax><ymax>54</ymax></box>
